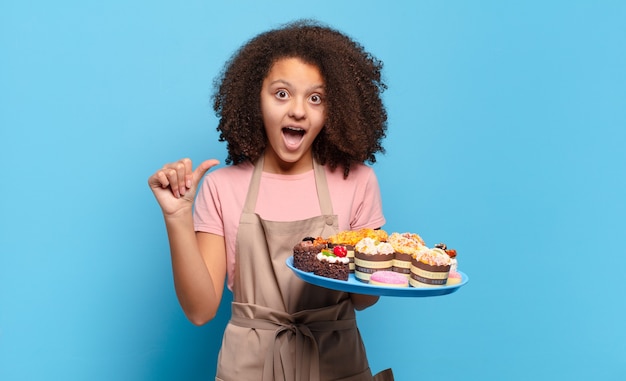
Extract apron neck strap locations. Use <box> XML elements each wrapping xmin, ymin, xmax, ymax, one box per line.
<box><xmin>313</xmin><ymin>158</ymin><xmax>333</xmax><ymax>216</ymax></box>
<box><xmin>243</xmin><ymin>154</ymin><xmax>334</xmax><ymax>215</ymax></box>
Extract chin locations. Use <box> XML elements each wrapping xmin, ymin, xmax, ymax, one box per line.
<box><xmin>277</xmin><ymin>155</ymin><xmax>303</xmax><ymax>167</ymax></box>
<box><xmin>274</xmin><ymin>146</ymin><xmax>306</xmax><ymax>162</ymax></box>
<box><xmin>267</xmin><ymin>150</ymin><xmax>313</xmax><ymax>173</ymax></box>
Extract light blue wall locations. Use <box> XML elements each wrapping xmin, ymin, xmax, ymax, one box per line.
<box><xmin>2</xmin><ymin>1</ymin><xmax>625</xmax><ymax>380</ymax></box>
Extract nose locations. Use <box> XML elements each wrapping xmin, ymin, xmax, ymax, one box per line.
<box><xmin>288</xmin><ymin>98</ymin><xmax>306</xmax><ymax>120</ymax></box>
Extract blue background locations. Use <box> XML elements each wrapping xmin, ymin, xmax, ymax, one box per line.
<box><xmin>1</xmin><ymin>0</ymin><xmax>625</xmax><ymax>380</ymax></box>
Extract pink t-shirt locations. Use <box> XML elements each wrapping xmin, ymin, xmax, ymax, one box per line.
<box><xmin>193</xmin><ymin>161</ymin><xmax>386</xmax><ymax>290</ymax></box>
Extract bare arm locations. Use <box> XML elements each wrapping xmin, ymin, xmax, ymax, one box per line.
<box><xmin>350</xmin><ymin>293</ymin><xmax>379</xmax><ymax>310</ymax></box>
<box><xmin>164</xmin><ymin>216</ymin><xmax>227</xmax><ymax>325</ymax></box>
<box><xmin>149</xmin><ymin>158</ymin><xmax>226</xmax><ymax>325</ymax></box>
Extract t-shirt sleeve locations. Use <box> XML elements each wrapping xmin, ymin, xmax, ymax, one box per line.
<box><xmin>350</xmin><ymin>167</ymin><xmax>386</xmax><ymax>230</ymax></box>
<box><xmin>193</xmin><ymin>173</ymin><xmax>225</xmax><ymax>236</ymax></box>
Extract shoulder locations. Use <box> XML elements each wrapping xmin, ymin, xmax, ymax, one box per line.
<box><xmin>205</xmin><ymin>161</ymin><xmax>254</xmax><ymax>184</ymax></box>
<box><xmin>198</xmin><ymin>162</ymin><xmax>254</xmax><ymax>199</ymax></box>
<box><xmin>324</xmin><ymin>163</ymin><xmax>385</xmax><ymax>230</ymax></box>
<box><xmin>324</xmin><ymin>163</ymin><xmax>378</xmax><ymax>184</ymax></box>
<box><xmin>324</xmin><ymin>163</ymin><xmax>382</xmax><ymax>197</ymax></box>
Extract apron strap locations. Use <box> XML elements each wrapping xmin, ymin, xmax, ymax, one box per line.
<box><xmin>230</xmin><ymin>314</ymin><xmax>356</xmax><ymax>381</ymax></box>
<box><xmin>312</xmin><ymin>159</ymin><xmax>333</xmax><ymax>216</ymax></box>
<box><xmin>242</xmin><ymin>156</ymin><xmax>264</xmax><ymax>214</ymax></box>
<box><xmin>242</xmin><ymin>155</ymin><xmax>334</xmax><ymax>216</ymax></box>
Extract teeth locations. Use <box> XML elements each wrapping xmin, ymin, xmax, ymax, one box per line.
<box><xmin>284</xmin><ymin>126</ymin><xmax>304</xmax><ymax>133</ymax></box>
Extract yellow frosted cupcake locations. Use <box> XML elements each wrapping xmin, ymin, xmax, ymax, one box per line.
<box><xmin>409</xmin><ymin>248</ymin><xmax>451</xmax><ymax>287</ymax></box>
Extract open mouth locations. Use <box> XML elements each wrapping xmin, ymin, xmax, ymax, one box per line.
<box><xmin>282</xmin><ymin>127</ymin><xmax>305</xmax><ymax>149</ymax></box>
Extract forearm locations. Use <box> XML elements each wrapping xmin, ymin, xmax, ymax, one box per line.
<box><xmin>164</xmin><ymin>211</ymin><xmax>224</xmax><ymax>325</ymax></box>
<box><xmin>350</xmin><ymin>293</ymin><xmax>379</xmax><ymax>310</ymax></box>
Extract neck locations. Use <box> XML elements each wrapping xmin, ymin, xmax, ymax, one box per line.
<box><xmin>262</xmin><ymin>150</ymin><xmax>314</xmax><ymax>175</ymax></box>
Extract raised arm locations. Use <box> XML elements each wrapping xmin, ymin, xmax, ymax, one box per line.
<box><xmin>148</xmin><ymin>158</ymin><xmax>226</xmax><ymax>325</ymax></box>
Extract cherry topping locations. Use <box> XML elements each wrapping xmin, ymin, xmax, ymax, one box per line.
<box><xmin>333</xmin><ymin>245</ymin><xmax>347</xmax><ymax>257</ymax></box>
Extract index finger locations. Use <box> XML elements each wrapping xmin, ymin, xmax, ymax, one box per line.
<box><xmin>181</xmin><ymin>158</ymin><xmax>193</xmax><ymax>189</ymax></box>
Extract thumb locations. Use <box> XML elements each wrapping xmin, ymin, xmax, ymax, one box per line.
<box><xmin>192</xmin><ymin>159</ymin><xmax>220</xmax><ymax>185</ymax></box>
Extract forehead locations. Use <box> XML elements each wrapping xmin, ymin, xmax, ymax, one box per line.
<box><xmin>265</xmin><ymin>57</ymin><xmax>324</xmax><ymax>86</ymax></box>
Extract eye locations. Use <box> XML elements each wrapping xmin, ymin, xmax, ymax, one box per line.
<box><xmin>274</xmin><ymin>90</ymin><xmax>289</xmax><ymax>99</ymax></box>
<box><xmin>309</xmin><ymin>93</ymin><xmax>323</xmax><ymax>105</ymax></box>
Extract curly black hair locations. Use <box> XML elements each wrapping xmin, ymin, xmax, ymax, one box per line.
<box><xmin>212</xmin><ymin>19</ymin><xmax>387</xmax><ymax>178</ymax></box>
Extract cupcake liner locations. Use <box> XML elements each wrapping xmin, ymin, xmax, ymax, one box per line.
<box><xmin>354</xmin><ymin>251</ymin><xmax>393</xmax><ymax>282</ymax></box>
<box><xmin>409</xmin><ymin>257</ymin><xmax>451</xmax><ymax>287</ymax></box>
<box><xmin>392</xmin><ymin>252</ymin><xmax>412</xmax><ymax>278</ymax></box>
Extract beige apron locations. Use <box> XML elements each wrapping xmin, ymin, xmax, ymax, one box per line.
<box><xmin>214</xmin><ymin>156</ymin><xmax>376</xmax><ymax>381</ymax></box>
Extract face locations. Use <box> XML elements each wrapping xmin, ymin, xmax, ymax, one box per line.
<box><xmin>260</xmin><ymin>57</ymin><xmax>326</xmax><ymax>174</ymax></box>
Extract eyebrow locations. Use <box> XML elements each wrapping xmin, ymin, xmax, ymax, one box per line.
<box><xmin>268</xmin><ymin>79</ymin><xmax>325</xmax><ymax>92</ymax></box>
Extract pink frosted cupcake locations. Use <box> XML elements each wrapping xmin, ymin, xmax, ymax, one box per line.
<box><xmin>369</xmin><ymin>270</ymin><xmax>409</xmax><ymax>288</ymax></box>
<box><xmin>446</xmin><ymin>270</ymin><xmax>462</xmax><ymax>285</ymax></box>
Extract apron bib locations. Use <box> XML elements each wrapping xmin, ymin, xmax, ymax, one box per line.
<box><xmin>215</xmin><ymin>156</ymin><xmax>374</xmax><ymax>381</ymax></box>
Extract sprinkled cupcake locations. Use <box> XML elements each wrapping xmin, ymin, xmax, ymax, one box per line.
<box><xmin>409</xmin><ymin>247</ymin><xmax>451</xmax><ymax>287</ymax></box>
<box><xmin>388</xmin><ymin>232</ymin><xmax>426</xmax><ymax>279</ymax></box>
<box><xmin>354</xmin><ymin>238</ymin><xmax>395</xmax><ymax>283</ymax></box>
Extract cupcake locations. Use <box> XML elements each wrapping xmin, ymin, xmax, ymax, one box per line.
<box><xmin>328</xmin><ymin>228</ymin><xmax>388</xmax><ymax>273</ymax></box>
<box><xmin>409</xmin><ymin>248</ymin><xmax>451</xmax><ymax>287</ymax></box>
<box><xmin>328</xmin><ymin>232</ymin><xmax>359</xmax><ymax>273</ymax></box>
<box><xmin>435</xmin><ymin>243</ymin><xmax>458</xmax><ymax>272</ymax></box>
<box><xmin>446</xmin><ymin>270</ymin><xmax>462</xmax><ymax>285</ymax></box>
<box><xmin>388</xmin><ymin>232</ymin><xmax>426</xmax><ymax>279</ymax></box>
<box><xmin>354</xmin><ymin>238</ymin><xmax>394</xmax><ymax>283</ymax></box>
